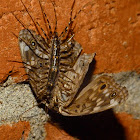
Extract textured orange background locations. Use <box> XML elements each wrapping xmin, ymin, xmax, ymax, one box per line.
<box><xmin>0</xmin><ymin>0</ymin><xmax>140</xmax><ymax>80</ymax></box>
<box><xmin>0</xmin><ymin>121</ymin><xmax>30</xmax><ymax>140</ymax></box>
<box><xmin>0</xmin><ymin>0</ymin><xmax>140</xmax><ymax>139</ymax></box>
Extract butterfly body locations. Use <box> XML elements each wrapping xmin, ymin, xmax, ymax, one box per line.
<box><xmin>16</xmin><ymin>0</ymin><xmax>128</xmax><ymax>116</ymax></box>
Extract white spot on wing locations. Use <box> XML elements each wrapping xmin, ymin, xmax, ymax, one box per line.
<box><xmin>31</xmin><ymin>57</ymin><xmax>34</xmax><ymax>60</ymax></box>
<box><xmin>43</xmin><ymin>54</ymin><xmax>49</xmax><ymax>59</ymax></box>
<box><xmin>27</xmin><ymin>62</ymin><xmax>30</xmax><ymax>65</ymax></box>
<box><xmin>24</xmin><ymin>46</ymin><xmax>29</xmax><ymax>51</ymax></box>
<box><xmin>113</xmin><ymin>101</ymin><xmax>118</xmax><ymax>106</ymax></box>
<box><xmin>31</xmin><ymin>60</ymin><xmax>35</xmax><ymax>66</ymax></box>
<box><xmin>96</xmin><ymin>98</ymin><xmax>101</xmax><ymax>103</ymax></box>
<box><xmin>89</xmin><ymin>93</ymin><xmax>95</xmax><ymax>100</ymax></box>
<box><xmin>26</xmin><ymin>62</ymin><xmax>31</xmax><ymax>69</ymax></box>
<box><xmin>105</xmin><ymin>93</ymin><xmax>110</xmax><ymax>97</ymax></box>
<box><xmin>96</xmin><ymin>100</ymin><xmax>104</xmax><ymax>106</ymax></box>
<box><xmin>35</xmin><ymin>49</ymin><xmax>42</xmax><ymax>55</ymax></box>
<box><xmin>93</xmin><ymin>106</ymin><xmax>101</xmax><ymax>112</ymax></box>
<box><xmin>103</xmin><ymin>89</ymin><xmax>108</xmax><ymax>94</ymax></box>
<box><xmin>19</xmin><ymin>41</ymin><xmax>26</xmax><ymax>55</ymax></box>
<box><xmin>110</xmin><ymin>99</ymin><xmax>115</xmax><ymax>104</ymax></box>
<box><xmin>91</xmin><ymin>97</ymin><xmax>97</xmax><ymax>101</ymax></box>
<box><xmin>109</xmin><ymin>101</ymin><xmax>118</xmax><ymax>107</ymax></box>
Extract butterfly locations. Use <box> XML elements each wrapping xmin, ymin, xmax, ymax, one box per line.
<box><xmin>15</xmin><ymin>0</ymin><xmax>128</xmax><ymax>116</ymax></box>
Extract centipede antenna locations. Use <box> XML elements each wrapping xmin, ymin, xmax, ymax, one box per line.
<box><xmin>70</xmin><ymin>0</ymin><xmax>76</xmax><ymax>22</ymax></box>
<box><xmin>12</xmin><ymin>12</ymin><xmax>26</xmax><ymax>29</ymax></box>
<box><xmin>50</xmin><ymin>0</ymin><xmax>57</xmax><ymax>33</ymax></box>
<box><xmin>36</xmin><ymin>21</ymin><xmax>49</xmax><ymax>40</ymax></box>
<box><xmin>59</xmin><ymin>0</ymin><xmax>94</xmax><ymax>39</ymax></box>
<box><xmin>20</xmin><ymin>0</ymin><xmax>41</xmax><ymax>35</ymax></box>
<box><xmin>59</xmin><ymin>0</ymin><xmax>76</xmax><ymax>38</ymax></box>
<box><xmin>12</xmin><ymin>12</ymin><xmax>48</xmax><ymax>54</ymax></box>
<box><xmin>72</xmin><ymin>1</ymin><xmax>93</xmax><ymax>23</ymax></box>
<box><xmin>38</xmin><ymin>0</ymin><xmax>50</xmax><ymax>38</ymax></box>
<box><xmin>11</xmin><ymin>32</ymin><xmax>18</xmax><ymax>39</ymax></box>
<box><xmin>44</xmin><ymin>13</ymin><xmax>53</xmax><ymax>35</ymax></box>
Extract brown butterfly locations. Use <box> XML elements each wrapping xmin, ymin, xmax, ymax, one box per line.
<box><xmin>15</xmin><ymin>0</ymin><xmax>128</xmax><ymax>116</ymax></box>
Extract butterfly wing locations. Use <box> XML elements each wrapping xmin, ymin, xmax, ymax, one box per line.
<box><xmin>19</xmin><ymin>29</ymin><xmax>128</xmax><ymax>117</ymax></box>
<box><xmin>18</xmin><ymin>29</ymin><xmax>88</xmax><ymax>102</ymax></box>
<box><xmin>19</xmin><ymin>29</ymin><xmax>50</xmax><ymax>99</ymax></box>
<box><xmin>59</xmin><ymin>75</ymin><xmax>128</xmax><ymax>116</ymax></box>
<box><xmin>53</xmin><ymin>52</ymin><xmax>96</xmax><ymax>108</ymax></box>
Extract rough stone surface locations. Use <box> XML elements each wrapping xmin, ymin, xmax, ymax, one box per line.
<box><xmin>0</xmin><ymin>79</ymin><xmax>48</xmax><ymax>140</ymax></box>
<box><xmin>113</xmin><ymin>72</ymin><xmax>140</xmax><ymax>119</ymax></box>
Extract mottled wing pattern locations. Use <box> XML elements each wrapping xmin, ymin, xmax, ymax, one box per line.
<box><xmin>53</xmin><ymin>53</ymin><xmax>95</xmax><ymax>108</ymax></box>
<box><xmin>18</xmin><ymin>0</ymin><xmax>128</xmax><ymax>116</ymax></box>
<box><xmin>60</xmin><ymin>75</ymin><xmax>128</xmax><ymax>116</ymax></box>
<box><xmin>19</xmin><ymin>29</ymin><xmax>50</xmax><ymax>99</ymax></box>
<box><xmin>19</xmin><ymin>29</ymin><xmax>49</xmax><ymax>60</ymax></box>
<box><xmin>19</xmin><ymin>29</ymin><xmax>128</xmax><ymax>116</ymax></box>
<box><xmin>19</xmin><ymin>29</ymin><xmax>84</xmax><ymax>102</ymax></box>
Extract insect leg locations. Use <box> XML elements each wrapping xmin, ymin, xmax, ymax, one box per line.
<box><xmin>60</xmin><ymin>50</ymin><xmax>73</xmax><ymax>58</ymax></box>
<box><xmin>59</xmin><ymin>72</ymin><xmax>75</xmax><ymax>84</ymax></box>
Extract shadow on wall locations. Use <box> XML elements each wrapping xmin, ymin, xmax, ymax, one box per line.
<box><xmin>48</xmin><ymin>109</ymin><xmax>126</xmax><ymax>140</ymax></box>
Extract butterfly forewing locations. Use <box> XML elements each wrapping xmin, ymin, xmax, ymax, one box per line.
<box><xmin>53</xmin><ymin>53</ymin><xmax>96</xmax><ymax>108</ymax></box>
<box><xmin>19</xmin><ymin>29</ymin><xmax>50</xmax><ymax>99</ymax></box>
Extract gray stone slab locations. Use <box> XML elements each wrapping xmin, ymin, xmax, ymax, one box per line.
<box><xmin>0</xmin><ymin>71</ymin><xmax>139</xmax><ymax>139</ymax></box>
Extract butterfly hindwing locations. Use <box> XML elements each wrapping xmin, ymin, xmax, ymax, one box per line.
<box><xmin>60</xmin><ymin>75</ymin><xmax>128</xmax><ymax>116</ymax></box>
